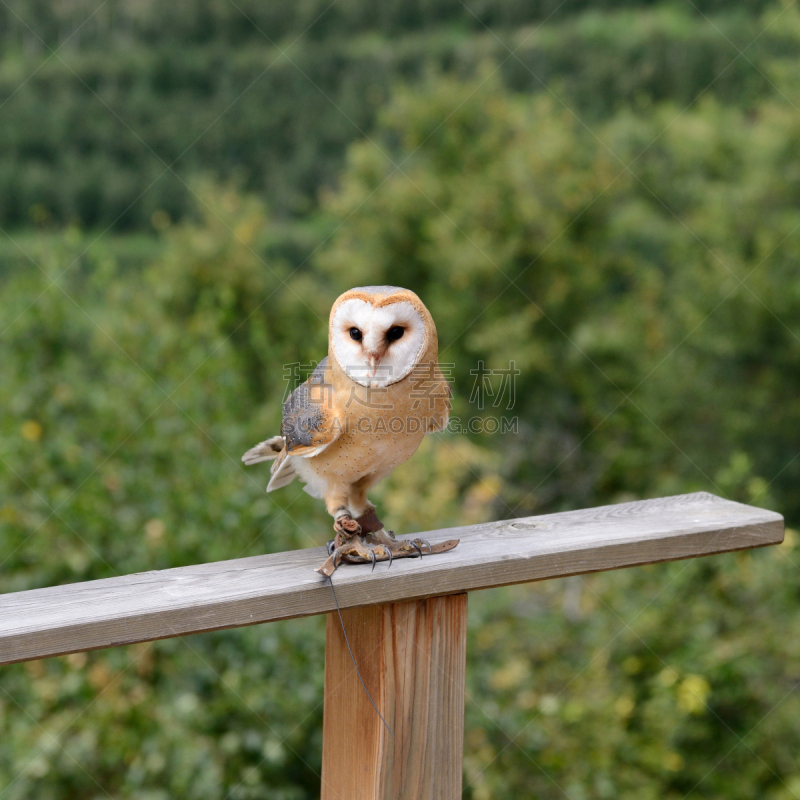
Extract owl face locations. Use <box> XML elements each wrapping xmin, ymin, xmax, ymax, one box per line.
<box><xmin>330</xmin><ymin>288</ymin><xmax>431</xmax><ymax>387</ymax></box>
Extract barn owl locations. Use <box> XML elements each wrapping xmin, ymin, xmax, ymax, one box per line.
<box><xmin>242</xmin><ymin>286</ymin><xmax>459</xmax><ymax>575</ymax></box>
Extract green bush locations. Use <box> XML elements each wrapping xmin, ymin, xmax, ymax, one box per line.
<box><xmin>318</xmin><ymin>69</ymin><xmax>800</xmax><ymax>520</ymax></box>
<box><xmin>0</xmin><ymin>4</ymin><xmax>796</xmax><ymax>228</ymax></box>
<box><xmin>2</xmin><ymin>7</ymin><xmax>800</xmax><ymax>797</ymax></box>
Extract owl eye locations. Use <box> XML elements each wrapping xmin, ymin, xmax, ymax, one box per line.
<box><xmin>386</xmin><ymin>326</ymin><xmax>405</xmax><ymax>342</ymax></box>
<box><xmin>349</xmin><ymin>327</ymin><xmax>363</xmax><ymax>342</ymax></box>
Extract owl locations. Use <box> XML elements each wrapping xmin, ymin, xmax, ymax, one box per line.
<box><xmin>242</xmin><ymin>286</ymin><xmax>459</xmax><ymax>575</ymax></box>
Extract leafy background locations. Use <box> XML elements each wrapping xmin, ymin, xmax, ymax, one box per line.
<box><xmin>1</xmin><ymin>0</ymin><xmax>800</xmax><ymax>797</ymax></box>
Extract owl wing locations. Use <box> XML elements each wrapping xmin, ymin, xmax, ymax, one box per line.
<box><xmin>281</xmin><ymin>356</ymin><xmax>340</xmax><ymax>454</ymax></box>
<box><xmin>264</xmin><ymin>357</ymin><xmax>341</xmax><ymax>492</ymax></box>
<box><xmin>423</xmin><ymin>363</ymin><xmax>452</xmax><ymax>433</ymax></box>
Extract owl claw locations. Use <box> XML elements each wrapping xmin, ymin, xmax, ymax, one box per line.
<box><xmin>315</xmin><ymin>527</ymin><xmax>460</xmax><ymax>575</ymax></box>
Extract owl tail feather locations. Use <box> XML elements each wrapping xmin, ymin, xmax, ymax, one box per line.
<box><xmin>241</xmin><ymin>435</ymin><xmax>285</xmax><ymax>465</ymax></box>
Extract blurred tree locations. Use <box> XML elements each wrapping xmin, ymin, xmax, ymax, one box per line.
<box><xmin>318</xmin><ymin>69</ymin><xmax>800</xmax><ymax>522</ymax></box>
<box><xmin>2</xmin><ymin>5</ymin><xmax>800</xmax><ymax>798</ymax></box>
<box><xmin>0</xmin><ymin>3</ymin><xmax>797</xmax><ymax>228</ymax></box>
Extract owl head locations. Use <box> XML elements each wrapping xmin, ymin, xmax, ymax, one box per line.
<box><xmin>328</xmin><ymin>286</ymin><xmax>438</xmax><ymax>387</ymax></box>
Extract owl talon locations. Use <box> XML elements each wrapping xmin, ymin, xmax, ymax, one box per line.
<box><xmin>316</xmin><ymin>528</ymin><xmax>460</xmax><ymax>574</ymax></box>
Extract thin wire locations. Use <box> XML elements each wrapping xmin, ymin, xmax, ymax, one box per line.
<box><xmin>327</xmin><ymin>575</ymin><xmax>395</xmax><ymax>739</ymax></box>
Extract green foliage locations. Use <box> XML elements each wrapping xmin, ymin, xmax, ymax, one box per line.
<box><xmin>465</xmin><ymin>541</ymin><xmax>800</xmax><ymax>800</ymax></box>
<box><xmin>0</xmin><ymin>197</ymin><xmax>331</xmax><ymax>797</ymax></box>
<box><xmin>319</xmin><ymin>69</ymin><xmax>800</xmax><ymax>521</ymax></box>
<box><xmin>0</xmin><ymin>0</ymin><xmax>779</xmax><ymax>51</ymax></box>
<box><xmin>0</xmin><ymin>3</ymin><xmax>798</xmax><ymax>227</ymax></box>
<box><xmin>3</xmin><ymin>2</ymin><xmax>800</xmax><ymax>798</ymax></box>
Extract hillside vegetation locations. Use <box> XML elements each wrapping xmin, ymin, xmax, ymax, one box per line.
<box><xmin>1</xmin><ymin>2</ymin><xmax>798</xmax><ymax>226</ymax></box>
<box><xmin>2</xmin><ymin>1</ymin><xmax>800</xmax><ymax>798</ymax></box>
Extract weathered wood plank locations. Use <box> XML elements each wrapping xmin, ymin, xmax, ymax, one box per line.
<box><xmin>321</xmin><ymin>594</ymin><xmax>467</xmax><ymax>800</ymax></box>
<box><xmin>0</xmin><ymin>492</ymin><xmax>783</xmax><ymax>664</ymax></box>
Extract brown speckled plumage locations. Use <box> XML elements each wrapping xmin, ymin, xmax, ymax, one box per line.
<box><xmin>242</xmin><ymin>286</ymin><xmax>456</xmax><ymax>573</ymax></box>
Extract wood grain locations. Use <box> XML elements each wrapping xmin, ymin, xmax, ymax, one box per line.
<box><xmin>321</xmin><ymin>594</ymin><xmax>467</xmax><ymax>800</ymax></box>
<box><xmin>0</xmin><ymin>492</ymin><xmax>783</xmax><ymax>664</ymax></box>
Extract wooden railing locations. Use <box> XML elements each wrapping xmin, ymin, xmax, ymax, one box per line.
<box><xmin>0</xmin><ymin>492</ymin><xmax>784</xmax><ymax>799</ymax></box>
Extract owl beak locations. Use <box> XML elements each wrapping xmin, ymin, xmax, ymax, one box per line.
<box><xmin>365</xmin><ymin>349</ymin><xmax>385</xmax><ymax>376</ymax></box>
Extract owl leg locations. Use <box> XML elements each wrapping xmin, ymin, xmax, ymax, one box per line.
<box><xmin>347</xmin><ymin>476</ymin><xmax>379</xmax><ymax>518</ymax></box>
<box><xmin>332</xmin><ymin>512</ymin><xmax>361</xmax><ymax>538</ymax></box>
<box><xmin>326</xmin><ymin>513</ymin><xmax>361</xmax><ymax>559</ymax></box>
<box><xmin>325</xmin><ymin>506</ymin><xmax>382</xmax><ymax>556</ymax></box>
<box><xmin>325</xmin><ymin>488</ymin><xmax>362</xmax><ymax>537</ymax></box>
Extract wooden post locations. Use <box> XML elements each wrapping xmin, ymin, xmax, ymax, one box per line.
<box><xmin>0</xmin><ymin>495</ymin><xmax>785</xmax><ymax>796</ymax></box>
<box><xmin>321</xmin><ymin>593</ymin><xmax>468</xmax><ymax>800</ymax></box>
